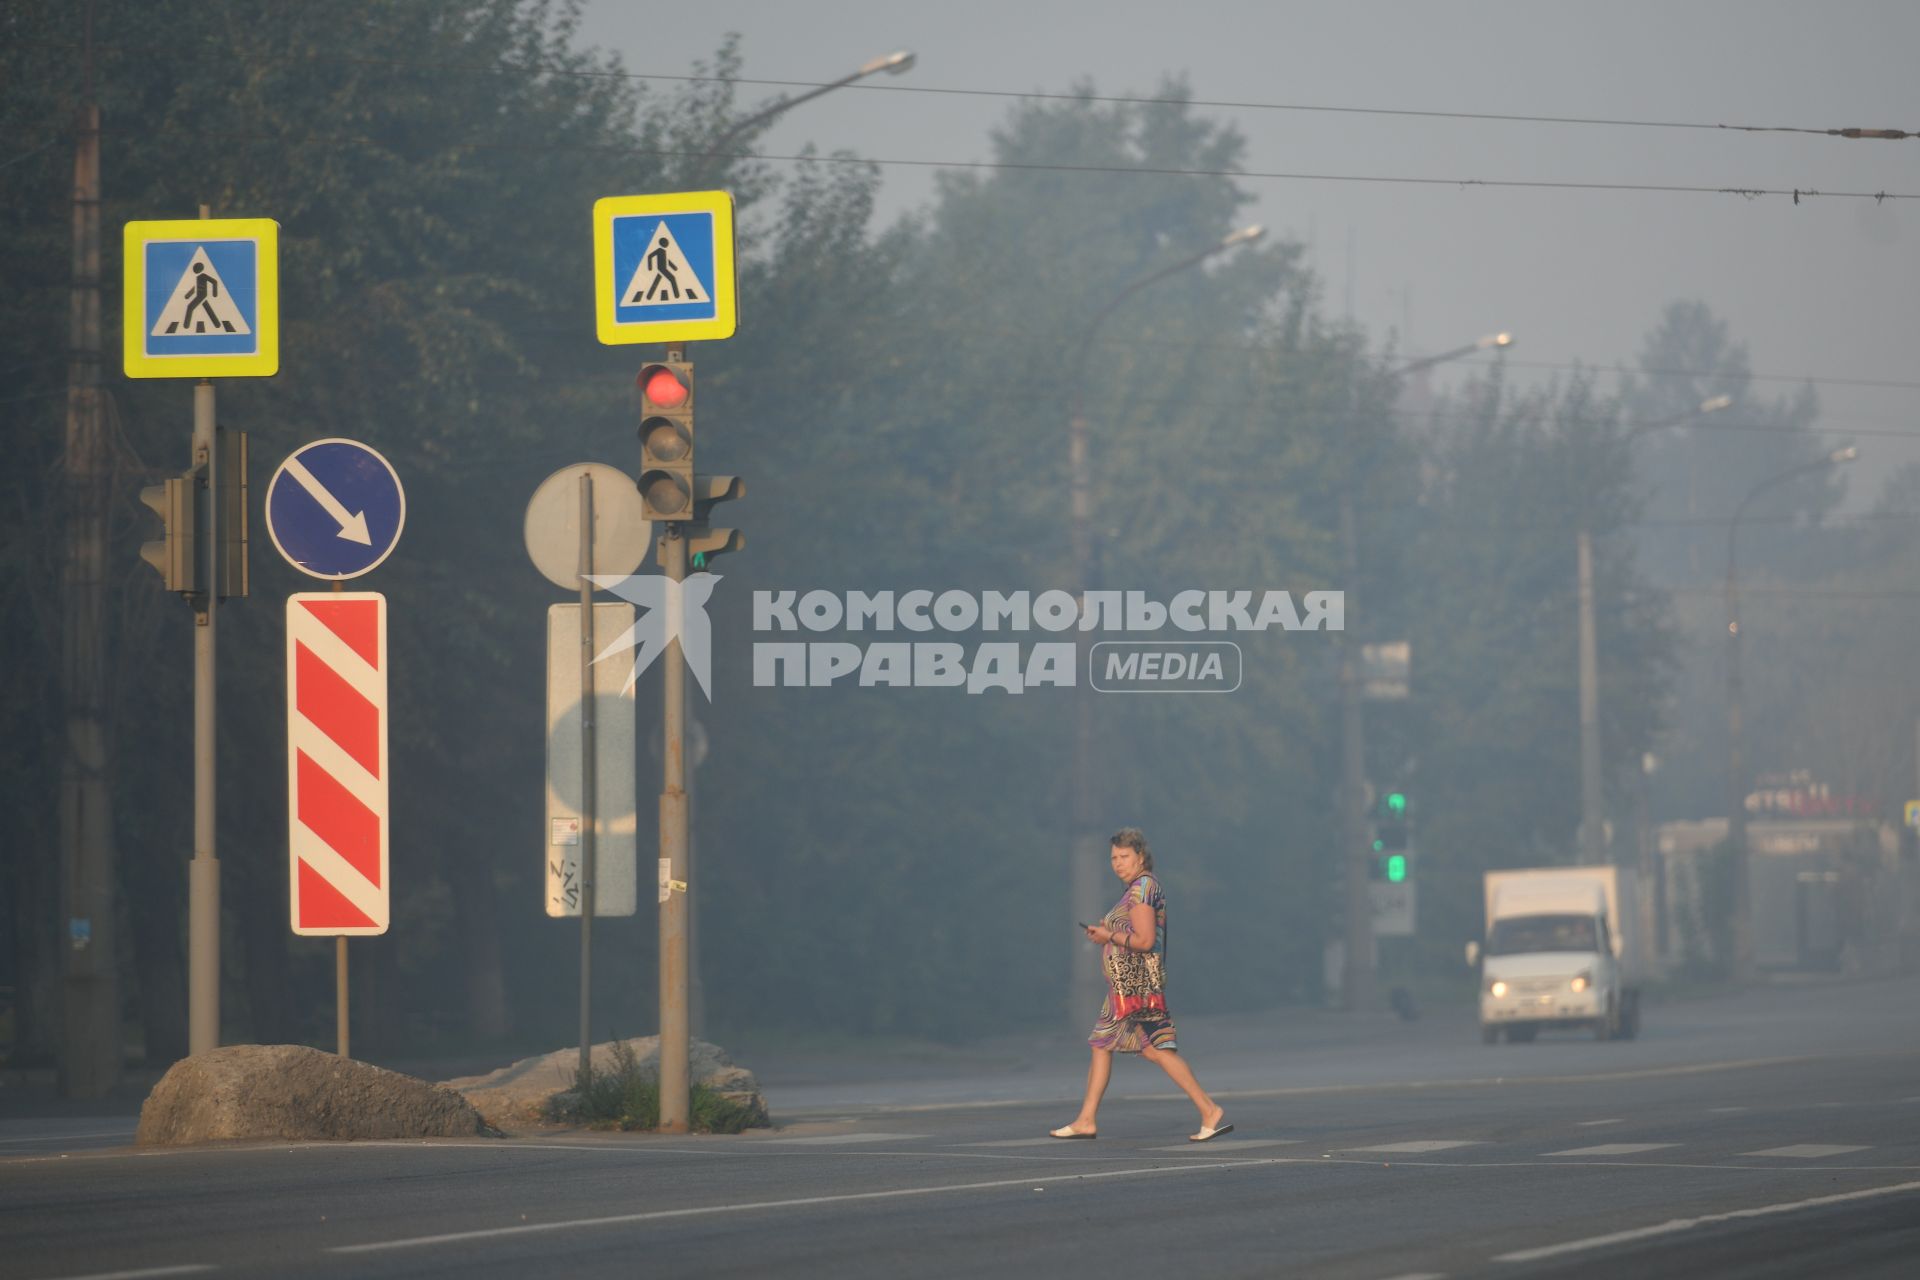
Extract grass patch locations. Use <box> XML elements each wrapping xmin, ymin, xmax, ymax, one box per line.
<box><xmin>562</xmin><ymin>1039</ymin><xmax>764</xmax><ymax>1134</ymax></box>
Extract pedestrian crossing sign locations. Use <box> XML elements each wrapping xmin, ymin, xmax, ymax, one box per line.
<box><xmin>593</xmin><ymin>190</ymin><xmax>736</xmax><ymax>345</ymax></box>
<box><xmin>123</xmin><ymin>217</ymin><xmax>279</xmax><ymax>378</ymax></box>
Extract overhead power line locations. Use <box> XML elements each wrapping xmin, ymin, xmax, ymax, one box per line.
<box><xmin>101</xmin><ymin>126</ymin><xmax>1920</xmax><ymax>205</ymax></box>
<box><xmin>32</xmin><ymin>39</ymin><xmax>1918</xmax><ymax>142</ymax></box>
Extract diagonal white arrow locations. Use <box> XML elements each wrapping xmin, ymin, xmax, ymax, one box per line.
<box><xmin>283</xmin><ymin>456</ymin><xmax>373</xmax><ymax>545</ymax></box>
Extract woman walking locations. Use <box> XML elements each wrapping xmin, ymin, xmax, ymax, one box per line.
<box><xmin>1050</xmin><ymin>827</ymin><xmax>1231</xmax><ymax>1142</ymax></box>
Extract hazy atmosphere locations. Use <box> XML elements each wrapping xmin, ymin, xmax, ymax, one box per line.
<box><xmin>4</xmin><ymin>3</ymin><xmax>1919</xmax><ymax>1276</ymax></box>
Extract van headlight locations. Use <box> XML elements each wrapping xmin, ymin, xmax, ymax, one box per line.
<box><xmin>1488</xmin><ymin>980</ymin><xmax>1509</xmax><ymax>998</ymax></box>
<box><xmin>1569</xmin><ymin>971</ymin><xmax>1591</xmax><ymax>993</ymax></box>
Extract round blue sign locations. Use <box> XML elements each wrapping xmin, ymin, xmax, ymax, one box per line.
<box><xmin>265</xmin><ymin>438</ymin><xmax>406</xmax><ymax>580</ymax></box>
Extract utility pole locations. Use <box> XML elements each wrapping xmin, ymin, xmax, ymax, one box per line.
<box><xmin>1337</xmin><ymin>489</ymin><xmax>1373</xmax><ymax>1013</ymax></box>
<box><xmin>59</xmin><ymin>42</ymin><xmax>121</xmax><ymax>1096</ymax></box>
<box><xmin>657</xmin><ymin>510</ymin><xmax>691</xmax><ymax>1134</ymax></box>
<box><xmin>1576</xmin><ymin>529</ymin><xmax>1604</xmax><ymax>866</ymax></box>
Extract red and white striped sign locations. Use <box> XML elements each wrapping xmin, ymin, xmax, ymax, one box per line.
<box><xmin>286</xmin><ymin>592</ymin><xmax>389</xmax><ymax>935</ymax></box>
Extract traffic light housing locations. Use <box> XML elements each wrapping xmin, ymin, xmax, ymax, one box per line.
<box><xmin>140</xmin><ymin>471</ymin><xmax>200</xmax><ymax>595</ymax></box>
<box><xmin>637</xmin><ymin>359</ymin><xmax>695</xmax><ymax>522</ymax></box>
<box><xmin>1370</xmin><ymin>789</ymin><xmax>1409</xmax><ymax>854</ymax></box>
<box><xmin>137</xmin><ymin>427</ymin><xmax>248</xmax><ymax>601</ymax></box>
<box><xmin>1371</xmin><ymin>851</ymin><xmax>1410</xmax><ymax>883</ymax></box>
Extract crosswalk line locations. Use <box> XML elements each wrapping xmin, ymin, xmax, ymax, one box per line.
<box><xmin>1342</xmin><ymin>1140</ymin><xmax>1479</xmax><ymax>1153</ymax></box>
<box><xmin>955</xmin><ymin>1138</ymin><xmax>1072</xmax><ymax>1147</ymax></box>
<box><xmin>1741</xmin><ymin>1144</ymin><xmax>1869</xmax><ymax>1158</ymax></box>
<box><xmin>1145</xmin><ymin>1138</ymin><xmax>1302</xmax><ymax>1153</ymax></box>
<box><xmin>1543</xmin><ymin>1143</ymin><xmax>1679</xmax><ymax>1157</ymax></box>
<box><xmin>762</xmin><ymin>1133</ymin><xmax>927</xmax><ymax>1146</ymax></box>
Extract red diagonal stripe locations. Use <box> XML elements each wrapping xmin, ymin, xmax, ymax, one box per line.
<box><xmin>300</xmin><ymin>597</ymin><xmax>380</xmax><ymax>671</ymax></box>
<box><xmin>295</xmin><ymin>641</ymin><xmax>380</xmax><ymax>778</ymax></box>
<box><xmin>297</xmin><ymin>858</ymin><xmax>377</xmax><ymax>931</ymax></box>
<box><xmin>296</xmin><ymin>750</ymin><xmax>381</xmax><ymax>888</ymax></box>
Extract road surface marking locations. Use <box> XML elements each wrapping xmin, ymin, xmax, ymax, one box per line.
<box><xmin>762</xmin><ymin>1133</ymin><xmax>926</xmax><ymax>1146</ymax></box>
<box><xmin>1573</xmin><ymin>1119</ymin><xmax>1622</xmax><ymax>1127</ymax></box>
<box><xmin>957</xmin><ymin>1138</ymin><xmax>1070</xmax><ymax>1147</ymax></box>
<box><xmin>1343</xmin><ymin>1141</ymin><xmax>1480</xmax><ymax>1153</ymax></box>
<box><xmin>1147</xmin><ymin>1139</ymin><xmax>1302</xmax><ymax>1152</ymax></box>
<box><xmin>1542</xmin><ymin>1144</ymin><xmax>1679</xmax><ymax>1157</ymax></box>
<box><xmin>0</xmin><ymin>1129</ymin><xmax>136</xmax><ymax>1146</ymax></box>
<box><xmin>1708</xmin><ymin>1106</ymin><xmax>1749</xmax><ymax>1113</ymax></box>
<box><xmin>1491</xmin><ymin>1179</ymin><xmax>1920</xmax><ymax>1263</ymax></box>
<box><xmin>330</xmin><ymin>1156</ymin><xmax>1299</xmax><ymax>1253</ymax></box>
<box><xmin>27</xmin><ymin>1267</ymin><xmax>215</xmax><ymax>1280</ymax></box>
<box><xmin>1741</xmin><ymin>1144</ymin><xmax>1869</xmax><ymax>1158</ymax></box>
<box><xmin>1377</xmin><ymin>1273</ymin><xmax>1447</xmax><ymax>1280</ymax></box>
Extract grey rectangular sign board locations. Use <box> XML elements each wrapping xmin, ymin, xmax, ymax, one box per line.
<box><xmin>546</xmin><ymin>603</ymin><xmax>638</xmax><ymax>917</ymax></box>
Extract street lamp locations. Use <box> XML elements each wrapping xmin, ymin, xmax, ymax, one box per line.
<box><xmin>1336</xmin><ymin>332</ymin><xmax>1513</xmax><ymax>1011</ymax></box>
<box><xmin>689</xmin><ymin>49</ymin><xmax>917</xmax><ymax>186</ymax></box>
<box><xmin>1724</xmin><ymin>445</ymin><xmax>1857</xmax><ymax>978</ymax></box>
<box><xmin>1396</xmin><ymin>331</ymin><xmax>1513</xmax><ymax>377</ymax></box>
<box><xmin>1576</xmin><ymin>394</ymin><xmax>1733</xmax><ymax>868</ymax></box>
<box><xmin>1064</xmin><ymin>224</ymin><xmax>1265</xmax><ymax>1024</ymax></box>
<box><xmin>653</xmin><ymin>48</ymin><xmax>913</xmax><ymax>1132</ymax></box>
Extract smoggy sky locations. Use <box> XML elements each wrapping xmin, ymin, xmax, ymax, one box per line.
<box><xmin>579</xmin><ymin>0</ymin><xmax>1918</xmax><ymax>508</ymax></box>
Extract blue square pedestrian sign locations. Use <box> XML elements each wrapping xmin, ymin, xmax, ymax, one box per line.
<box><xmin>123</xmin><ymin>217</ymin><xmax>279</xmax><ymax>378</ymax></box>
<box><xmin>593</xmin><ymin>190</ymin><xmax>736</xmax><ymax>345</ymax></box>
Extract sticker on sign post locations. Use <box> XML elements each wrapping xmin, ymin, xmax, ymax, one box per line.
<box><xmin>593</xmin><ymin>190</ymin><xmax>737</xmax><ymax>345</ymax></box>
<box><xmin>123</xmin><ymin>218</ymin><xmax>279</xmax><ymax>378</ymax></box>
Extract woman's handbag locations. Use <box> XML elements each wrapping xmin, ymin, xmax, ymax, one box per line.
<box><xmin>1103</xmin><ymin>943</ymin><xmax>1168</xmax><ymax>1021</ymax></box>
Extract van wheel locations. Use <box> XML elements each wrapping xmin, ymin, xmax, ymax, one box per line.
<box><xmin>1595</xmin><ymin>1000</ymin><xmax>1616</xmax><ymax>1041</ymax></box>
<box><xmin>1507</xmin><ymin>1024</ymin><xmax>1537</xmax><ymax>1044</ymax></box>
<box><xmin>1619</xmin><ymin>993</ymin><xmax>1641</xmax><ymax>1041</ymax></box>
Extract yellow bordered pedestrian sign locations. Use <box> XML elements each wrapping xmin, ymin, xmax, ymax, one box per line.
<box><xmin>592</xmin><ymin>190</ymin><xmax>736</xmax><ymax>345</ymax></box>
<box><xmin>123</xmin><ymin>218</ymin><xmax>279</xmax><ymax>378</ymax></box>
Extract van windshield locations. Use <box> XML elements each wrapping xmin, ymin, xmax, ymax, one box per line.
<box><xmin>1487</xmin><ymin>914</ymin><xmax>1596</xmax><ymax>955</ymax></box>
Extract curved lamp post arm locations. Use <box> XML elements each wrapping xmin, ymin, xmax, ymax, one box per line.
<box><xmin>1067</xmin><ymin>225</ymin><xmax>1265</xmax><ymax>398</ymax></box>
<box><xmin>1395</xmin><ymin>331</ymin><xmax>1512</xmax><ymax>377</ymax></box>
<box><xmin>1725</xmin><ymin>446</ymin><xmax>1857</xmax><ymax>629</ymax></box>
<box><xmin>692</xmin><ymin>50</ymin><xmax>915</xmax><ymax>184</ymax></box>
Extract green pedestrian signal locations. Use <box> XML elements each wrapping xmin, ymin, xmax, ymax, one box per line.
<box><xmin>1384</xmin><ymin>854</ymin><xmax>1408</xmax><ymax>883</ymax></box>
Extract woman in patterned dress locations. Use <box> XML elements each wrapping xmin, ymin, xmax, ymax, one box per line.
<box><xmin>1049</xmin><ymin>827</ymin><xmax>1231</xmax><ymax>1142</ymax></box>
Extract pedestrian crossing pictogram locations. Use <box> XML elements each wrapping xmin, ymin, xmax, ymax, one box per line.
<box><xmin>151</xmin><ymin>247</ymin><xmax>252</xmax><ymax>336</ymax></box>
<box><xmin>619</xmin><ymin>221</ymin><xmax>709</xmax><ymax>307</ymax></box>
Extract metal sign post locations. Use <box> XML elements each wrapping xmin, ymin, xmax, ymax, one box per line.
<box><xmin>657</xmin><ymin>523</ymin><xmax>690</xmax><ymax>1133</ymax></box>
<box><xmin>126</xmin><ymin>206</ymin><xmax>281</xmax><ymax>1060</ymax></box>
<box><xmin>268</xmin><ymin>439</ymin><xmax>403</xmax><ymax>1062</ymax></box>
<box><xmin>525</xmin><ymin>463</ymin><xmax>648</xmax><ymax>1089</ymax></box>
<box><xmin>576</xmin><ymin>473</ymin><xmax>598</xmax><ymax>1088</ymax></box>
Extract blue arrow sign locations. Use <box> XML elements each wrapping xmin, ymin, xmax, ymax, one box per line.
<box><xmin>265</xmin><ymin>439</ymin><xmax>406</xmax><ymax>580</ymax></box>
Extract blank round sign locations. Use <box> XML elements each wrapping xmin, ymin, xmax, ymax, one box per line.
<box><xmin>523</xmin><ymin>463</ymin><xmax>650</xmax><ymax>591</ymax></box>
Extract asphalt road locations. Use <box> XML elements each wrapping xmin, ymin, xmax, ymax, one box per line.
<box><xmin>4</xmin><ymin>975</ymin><xmax>1918</xmax><ymax>1280</ymax></box>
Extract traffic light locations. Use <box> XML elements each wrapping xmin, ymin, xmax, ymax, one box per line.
<box><xmin>139</xmin><ymin>469</ymin><xmax>201</xmax><ymax>596</ymax></box>
<box><xmin>1373</xmin><ymin>852</ymin><xmax>1409</xmax><ymax>883</ymax></box>
<box><xmin>686</xmin><ymin>474</ymin><xmax>745</xmax><ymax>569</ymax></box>
<box><xmin>637</xmin><ymin>359</ymin><xmax>695</xmax><ymax>522</ymax></box>
<box><xmin>216</xmin><ymin>427</ymin><xmax>248</xmax><ymax>599</ymax></box>
<box><xmin>139</xmin><ymin>428</ymin><xmax>248</xmax><ymax>601</ymax></box>
<box><xmin>1370</xmin><ymin>789</ymin><xmax>1410</xmax><ymax>854</ymax></box>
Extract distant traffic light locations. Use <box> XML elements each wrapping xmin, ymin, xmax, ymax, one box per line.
<box><xmin>637</xmin><ymin>359</ymin><xmax>695</xmax><ymax>522</ymax></box>
<box><xmin>1372</xmin><ymin>788</ymin><xmax>1410</xmax><ymax>854</ymax></box>
<box><xmin>140</xmin><ymin>428</ymin><xmax>248</xmax><ymax>600</ymax></box>
<box><xmin>140</xmin><ymin>469</ymin><xmax>201</xmax><ymax>595</ymax></box>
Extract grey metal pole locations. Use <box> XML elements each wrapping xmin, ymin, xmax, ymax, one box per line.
<box><xmin>1067</xmin><ymin>399</ymin><xmax>1102</xmax><ymax>1027</ymax></box>
<box><xmin>659</xmin><ymin>527</ymin><xmax>691</xmax><ymax>1132</ymax></box>
<box><xmin>1577</xmin><ymin>529</ymin><xmax>1605</xmax><ymax>866</ymax></box>
<box><xmin>188</xmin><ymin>370</ymin><xmax>220</xmax><ymax>1058</ymax></box>
<box><xmin>577</xmin><ymin>473</ymin><xmax>598</xmax><ymax>1087</ymax></box>
<box><xmin>335</xmin><ymin>937</ymin><xmax>348</xmax><ymax>1057</ymax></box>
<box><xmin>1338</xmin><ymin>488</ymin><xmax>1373</xmax><ymax>1012</ymax></box>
